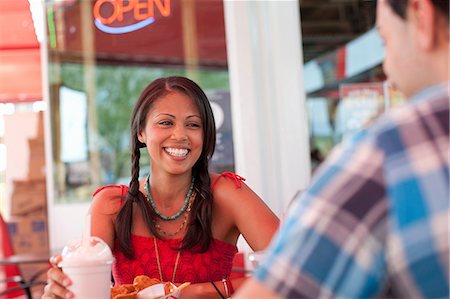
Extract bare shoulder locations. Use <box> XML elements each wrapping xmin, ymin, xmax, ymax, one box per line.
<box><xmin>210</xmin><ymin>172</ymin><xmax>279</xmax><ymax>250</ymax></box>
<box><xmin>89</xmin><ymin>185</ymin><xmax>125</xmax><ymax>249</ymax></box>
<box><xmin>90</xmin><ymin>185</ymin><xmax>126</xmax><ymax>216</ymax></box>
<box><xmin>210</xmin><ymin>172</ymin><xmax>257</xmax><ymax>207</ymax></box>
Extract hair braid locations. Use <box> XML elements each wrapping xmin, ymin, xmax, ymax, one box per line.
<box><xmin>115</xmin><ymin>137</ymin><xmax>142</xmax><ymax>258</ymax></box>
<box><xmin>180</xmin><ymin>168</ymin><xmax>212</xmax><ymax>252</ymax></box>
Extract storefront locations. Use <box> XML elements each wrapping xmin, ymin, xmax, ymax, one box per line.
<box><xmin>46</xmin><ymin>0</ymin><xmax>232</xmax><ymax>203</ymax></box>
<box><xmin>42</xmin><ymin>0</ymin><xmax>308</xmax><ymax>249</ymax></box>
<box><xmin>40</xmin><ymin>0</ymin><xmax>400</xmax><ymax>250</ymax></box>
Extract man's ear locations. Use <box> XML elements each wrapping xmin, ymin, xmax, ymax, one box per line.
<box><xmin>408</xmin><ymin>0</ymin><xmax>437</xmax><ymax>51</ymax></box>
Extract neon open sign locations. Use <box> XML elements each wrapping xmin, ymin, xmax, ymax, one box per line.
<box><xmin>93</xmin><ymin>0</ymin><xmax>171</xmax><ymax>34</ymax></box>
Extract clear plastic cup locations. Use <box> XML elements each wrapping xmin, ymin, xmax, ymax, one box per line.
<box><xmin>60</xmin><ymin>236</ymin><xmax>114</xmax><ymax>298</ymax></box>
<box><xmin>246</xmin><ymin>251</ymin><xmax>266</xmax><ymax>272</ymax></box>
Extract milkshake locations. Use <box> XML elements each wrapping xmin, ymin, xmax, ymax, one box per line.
<box><xmin>60</xmin><ymin>236</ymin><xmax>113</xmax><ymax>298</ymax></box>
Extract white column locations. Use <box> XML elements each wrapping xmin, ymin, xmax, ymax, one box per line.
<box><xmin>41</xmin><ymin>1</ymin><xmax>91</xmax><ymax>251</ymax></box>
<box><xmin>224</xmin><ymin>0</ymin><xmax>310</xmax><ymax>215</ymax></box>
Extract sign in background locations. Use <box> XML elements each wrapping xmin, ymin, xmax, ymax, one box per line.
<box><xmin>93</xmin><ymin>0</ymin><xmax>171</xmax><ymax>34</ymax></box>
<box><xmin>48</xmin><ymin>0</ymin><xmax>227</xmax><ymax>67</ymax></box>
<box><xmin>336</xmin><ymin>82</ymin><xmax>385</xmax><ymax>140</ymax></box>
<box><xmin>207</xmin><ymin>90</ymin><xmax>234</xmax><ymax>172</ymax></box>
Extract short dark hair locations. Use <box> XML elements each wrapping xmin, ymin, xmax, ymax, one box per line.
<box><xmin>386</xmin><ymin>0</ymin><xmax>449</xmax><ymax>22</ymax></box>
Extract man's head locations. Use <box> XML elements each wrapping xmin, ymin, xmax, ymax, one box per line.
<box><xmin>377</xmin><ymin>0</ymin><xmax>449</xmax><ymax>97</ymax></box>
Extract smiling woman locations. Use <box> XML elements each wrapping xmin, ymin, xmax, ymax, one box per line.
<box><xmin>43</xmin><ymin>76</ymin><xmax>280</xmax><ymax>299</ymax></box>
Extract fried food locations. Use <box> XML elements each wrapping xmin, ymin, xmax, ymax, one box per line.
<box><xmin>111</xmin><ymin>275</ymin><xmax>167</xmax><ymax>299</ymax></box>
<box><xmin>113</xmin><ymin>290</ymin><xmax>138</xmax><ymax>299</ymax></box>
<box><xmin>133</xmin><ymin>275</ymin><xmax>161</xmax><ymax>291</ymax></box>
<box><xmin>111</xmin><ymin>284</ymin><xmax>136</xmax><ymax>299</ymax></box>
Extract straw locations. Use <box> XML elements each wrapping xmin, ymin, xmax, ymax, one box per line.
<box><xmin>82</xmin><ymin>214</ymin><xmax>91</xmax><ymax>248</ymax></box>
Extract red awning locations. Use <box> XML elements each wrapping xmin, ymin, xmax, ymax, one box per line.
<box><xmin>0</xmin><ymin>0</ymin><xmax>42</xmax><ymax>103</ymax></box>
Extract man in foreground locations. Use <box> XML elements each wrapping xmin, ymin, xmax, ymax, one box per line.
<box><xmin>235</xmin><ymin>0</ymin><xmax>449</xmax><ymax>298</ymax></box>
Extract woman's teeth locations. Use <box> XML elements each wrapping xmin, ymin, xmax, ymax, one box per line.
<box><xmin>165</xmin><ymin>148</ymin><xmax>188</xmax><ymax>157</ymax></box>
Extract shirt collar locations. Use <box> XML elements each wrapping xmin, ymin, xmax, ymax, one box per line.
<box><xmin>409</xmin><ymin>82</ymin><xmax>449</xmax><ymax>104</ymax></box>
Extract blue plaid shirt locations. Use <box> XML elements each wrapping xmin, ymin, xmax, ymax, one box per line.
<box><xmin>255</xmin><ymin>84</ymin><xmax>449</xmax><ymax>298</ymax></box>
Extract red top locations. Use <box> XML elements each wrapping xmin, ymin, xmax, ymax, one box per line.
<box><xmin>113</xmin><ymin>235</ymin><xmax>237</xmax><ymax>284</ymax></box>
<box><xmin>93</xmin><ymin>172</ymin><xmax>244</xmax><ymax>284</ymax></box>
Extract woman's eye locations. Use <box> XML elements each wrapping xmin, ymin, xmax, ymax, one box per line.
<box><xmin>159</xmin><ymin>121</ymin><xmax>173</xmax><ymax>126</ymax></box>
<box><xmin>187</xmin><ymin>122</ymin><xmax>200</xmax><ymax>128</ymax></box>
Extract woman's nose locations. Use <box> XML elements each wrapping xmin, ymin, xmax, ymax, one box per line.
<box><xmin>171</xmin><ymin>124</ymin><xmax>188</xmax><ymax>140</ymax></box>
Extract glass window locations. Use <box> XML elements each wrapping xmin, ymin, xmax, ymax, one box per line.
<box><xmin>45</xmin><ymin>0</ymin><xmax>233</xmax><ymax>203</ymax></box>
<box><xmin>300</xmin><ymin>0</ymin><xmax>405</xmax><ymax>172</ymax></box>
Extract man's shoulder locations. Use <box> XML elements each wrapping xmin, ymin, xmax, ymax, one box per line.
<box><xmin>371</xmin><ymin>88</ymin><xmax>448</xmax><ymax>135</ymax></box>
<box><xmin>366</xmin><ymin>86</ymin><xmax>449</xmax><ymax>155</ymax></box>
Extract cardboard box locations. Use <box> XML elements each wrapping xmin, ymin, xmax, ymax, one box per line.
<box><xmin>28</xmin><ymin>136</ymin><xmax>46</xmax><ymax>180</ymax></box>
<box><xmin>28</xmin><ymin>159</ymin><xmax>46</xmax><ymax>180</ymax></box>
<box><xmin>7</xmin><ymin>209</ymin><xmax>49</xmax><ymax>255</ymax></box>
<box><xmin>10</xmin><ymin>179</ymin><xmax>47</xmax><ymax>216</ymax></box>
<box><xmin>28</xmin><ymin>137</ymin><xmax>44</xmax><ymax>148</ymax></box>
<box><xmin>6</xmin><ymin>209</ymin><xmax>50</xmax><ymax>286</ymax></box>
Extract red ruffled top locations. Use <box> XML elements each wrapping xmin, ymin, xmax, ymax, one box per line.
<box><xmin>113</xmin><ymin>236</ymin><xmax>237</xmax><ymax>284</ymax></box>
<box><xmin>93</xmin><ymin>172</ymin><xmax>244</xmax><ymax>284</ymax></box>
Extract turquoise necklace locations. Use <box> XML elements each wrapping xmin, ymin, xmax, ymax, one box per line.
<box><xmin>145</xmin><ymin>175</ymin><xmax>195</xmax><ymax>221</ymax></box>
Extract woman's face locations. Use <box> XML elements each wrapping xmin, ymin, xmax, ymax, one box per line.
<box><xmin>138</xmin><ymin>91</ymin><xmax>204</xmax><ymax>176</ymax></box>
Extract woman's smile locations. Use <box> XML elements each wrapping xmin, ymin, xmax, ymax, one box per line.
<box><xmin>164</xmin><ymin>147</ymin><xmax>190</xmax><ymax>159</ymax></box>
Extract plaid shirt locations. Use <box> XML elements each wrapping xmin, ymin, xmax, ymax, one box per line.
<box><xmin>255</xmin><ymin>84</ymin><xmax>449</xmax><ymax>298</ymax></box>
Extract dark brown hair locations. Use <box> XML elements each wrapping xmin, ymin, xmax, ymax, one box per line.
<box><xmin>386</xmin><ymin>0</ymin><xmax>449</xmax><ymax>22</ymax></box>
<box><xmin>115</xmin><ymin>76</ymin><xmax>216</xmax><ymax>259</ymax></box>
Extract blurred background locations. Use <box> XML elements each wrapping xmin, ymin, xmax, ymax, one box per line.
<box><xmin>0</xmin><ymin>0</ymin><xmax>405</xmax><ymax>297</ymax></box>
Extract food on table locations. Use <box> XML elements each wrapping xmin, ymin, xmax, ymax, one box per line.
<box><xmin>110</xmin><ymin>275</ymin><xmax>183</xmax><ymax>299</ymax></box>
<box><xmin>110</xmin><ymin>284</ymin><xmax>137</xmax><ymax>299</ymax></box>
<box><xmin>113</xmin><ymin>290</ymin><xmax>139</xmax><ymax>299</ymax></box>
<box><xmin>133</xmin><ymin>275</ymin><xmax>161</xmax><ymax>291</ymax></box>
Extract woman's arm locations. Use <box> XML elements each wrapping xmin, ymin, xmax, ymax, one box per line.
<box><xmin>212</xmin><ymin>175</ymin><xmax>280</xmax><ymax>251</ymax></box>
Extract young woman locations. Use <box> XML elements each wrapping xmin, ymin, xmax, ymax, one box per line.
<box><xmin>43</xmin><ymin>76</ymin><xmax>279</xmax><ymax>299</ymax></box>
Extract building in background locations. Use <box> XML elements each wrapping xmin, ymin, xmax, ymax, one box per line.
<box><xmin>300</xmin><ymin>0</ymin><xmax>405</xmax><ymax>166</ymax></box>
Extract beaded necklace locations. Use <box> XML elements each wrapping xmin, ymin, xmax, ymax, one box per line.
<box><xmin>145</xmin><ymin>175</ymin><xmax>195</xmax><ymax>221</ymax></box>
<box><xmin>153</xmin><ymin>191</ymin><xmax>195</xmax><ymax>237</ymax></box>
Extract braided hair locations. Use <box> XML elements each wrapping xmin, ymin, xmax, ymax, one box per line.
<box><xmin>115</xmin><ymin>76</ymin><xmax>216</xmax><ymax>259</ymax></box>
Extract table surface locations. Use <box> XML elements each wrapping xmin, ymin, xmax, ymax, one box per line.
<box><xmin>0</xmin><ymin>252</ymin><xmax>51</xmax><ymax>265</ymax></box>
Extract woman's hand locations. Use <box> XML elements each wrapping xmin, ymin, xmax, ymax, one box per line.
<box><xmin>42</xmin><ymin>255</ymin><xmax>74</xmax><ymax>299</ymax></box>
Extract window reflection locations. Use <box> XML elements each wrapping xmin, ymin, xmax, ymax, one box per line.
<box><xmin>46</xmin><ymin>0</ymin><xmax>233</xmax><ymax>203</ymax></box>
